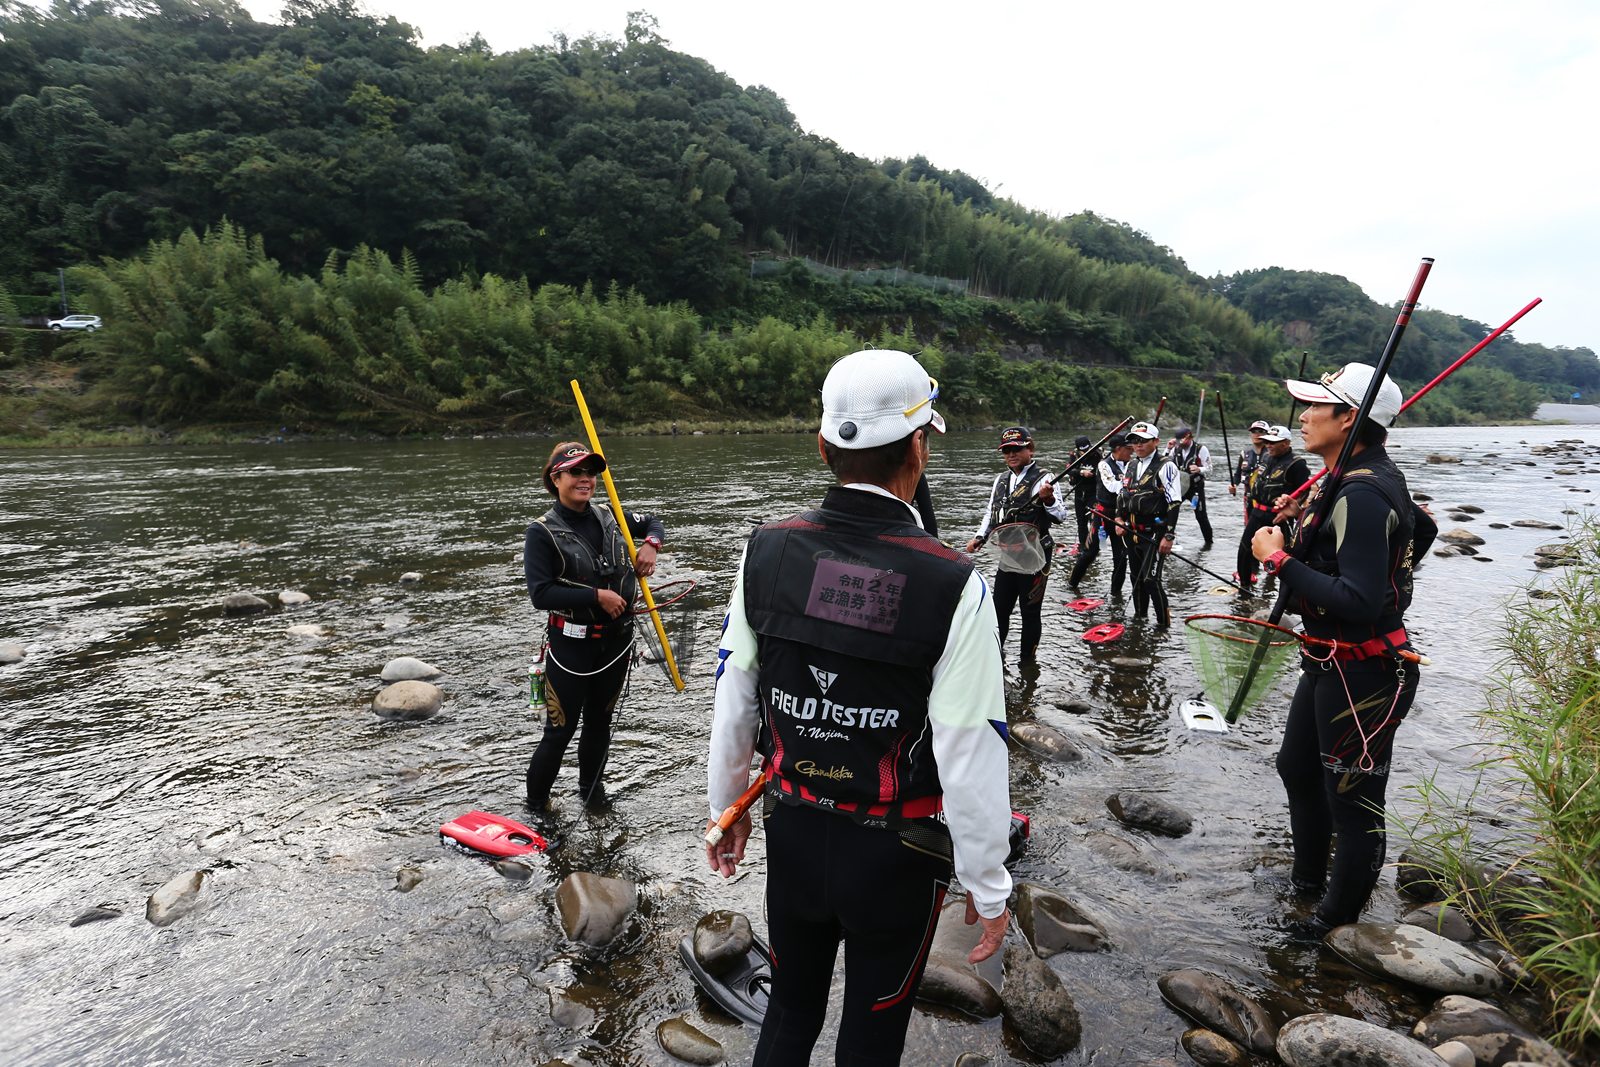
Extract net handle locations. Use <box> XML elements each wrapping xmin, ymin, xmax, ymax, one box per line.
<box><xmin>1183</xmin><ymin>613</ymin><xmax>1302</xmax><ymax>647</ymax></box>
<box><xmin>629</xmin><ymin>578</ymin><xmax>697</xmax><ymax>614</ymax></box>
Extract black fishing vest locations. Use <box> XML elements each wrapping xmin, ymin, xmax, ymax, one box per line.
<box><xmin>1290</xmin><ymin>446</ymin><xmax>1416</xmax><ymax>646</ymax></box>
<box><xmin>1237</xmin><ymin>447</ymin><xmax>1261</xmax><ymax>486</ymax></box>
<box><xmin>1094</xmin><ymin>456</ymin><xmax>1126</xmax><ymax>511</ymax></box>
<box><xmin>1172</xmin><ymin>441</ymin><xmax>1203</xmax><ymax>497</ymax></box>
<box><xmin>743</xmin><ymin>487</ymin><xmax>972</xmax><ymax>818</ymax></box>
<box><xmin>986</xmin><ymin>464</ymin><xmax>1055</xmax><ymax>553</ymax></box>
<box><xmin>1121</xmin><ymin>454</ymin><xmax>1172</xmax><ymax>521</ymax></box>
<box><xmin>531</xmin><ymin>503</ymin><xmax>637</xmax><ymax>626</ymax></box>
<box><xmin>1069</xmin><ymin>449</ymin><xmax>1102</xmax><ymax>499</ymax></box>
<box><xmin>1248</xmin><ymin>450</ymin><xmax>1302</xmax><ymax>509</ymax></box>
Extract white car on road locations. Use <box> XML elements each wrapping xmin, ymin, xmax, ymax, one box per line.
<box><xmin>48</xmin><ymin>314</ymin><xmax>102</xmax><ymax>331</ymax></box>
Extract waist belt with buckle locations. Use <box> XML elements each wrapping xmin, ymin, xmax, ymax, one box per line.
<box><xmin>1304</xmin><ymin>626</ymin><xmax>1409</xmax><ymax>661</ymax></box>
<box><xmin>549</xmin><ymin>614</ymin><xmax>609</xmax><ymax>639</ymax></box>
<box><xmin>1249</xmin><ymin>500</ymin><xmax>1277</xmax><ymax>512</ymax></box>
<box><xmin>768</xmin><ymin>770</ymin><xmax>943</xmax><ymax>823</ymax></box>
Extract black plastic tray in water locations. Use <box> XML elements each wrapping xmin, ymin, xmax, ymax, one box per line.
<box><xmin>677</xmin><ymin>932</ymin><xmax>773</xmax><ymax>1027</ymax></box>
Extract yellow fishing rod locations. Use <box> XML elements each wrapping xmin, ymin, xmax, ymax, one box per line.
<box><xmin>569</xmin><ymin>380</ymin><xmax>685</xmax><ymax>691</ymax></box>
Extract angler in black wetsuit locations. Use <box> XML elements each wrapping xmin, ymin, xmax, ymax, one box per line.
<box><xmin>1068</xmin><ymin>433</ymin><xmax>1132</xmax><ymax>593</ymax></box>
<box><xmin>1230</xmin><ymin>420</ymin><xmax>1269</xmax><ymax>513</ymax></box>
<box><xmin>1237</xmin><ymin>425</ymin><xmax>1309</xmax><ymax>594</ymax></box>
<box><xmin>1115</xmin><ymin>421</ymin><xmax>1181</xmax><ymax>627</ymax></box>
<box><xmin>1252</xmin><ymin>364</ymin><xmax>1438</xmax><ymax>942</ymax></box>
<box><xmin>1065</xmin><ymin>435</ymin><xmax>1101</xmax><ymax>553</ymax></box>
<box><xmin>523</xmin><ymin>442</ymin><xmax>666</xmax><ymax>814</ymax></box>
<box><xmin>1169</xmin><ymin>427</ymin><xmax>1214</xmax><ymax>548</ymax></box>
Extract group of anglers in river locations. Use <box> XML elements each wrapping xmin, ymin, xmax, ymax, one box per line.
<box><xmin>520</xmin><ymin>348</ymin><xmax>1436</xmax><ymax>1064</ymax></box>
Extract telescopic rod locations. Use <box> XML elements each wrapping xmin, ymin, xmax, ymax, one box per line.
<box><xmin>1225</xmin><ymin>258</ymin><xmax>1433</xmax><ymax>723</ymax></box>
<box><xmin>1216</xmin><ymin>392</ymin><xmax>1235</xmax><ymax>486</ymax></box>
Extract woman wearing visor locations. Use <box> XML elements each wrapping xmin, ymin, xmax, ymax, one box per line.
<box><xmin>523</xmin><ymin>442</ymin><xmax>665</xmax><ymax>815</ymax></box>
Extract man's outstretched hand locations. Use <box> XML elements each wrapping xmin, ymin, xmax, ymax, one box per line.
<box><xmin>964</xmin><ymin>896</ymin><xmax>1009</xmax><ymax>963</ymax></box>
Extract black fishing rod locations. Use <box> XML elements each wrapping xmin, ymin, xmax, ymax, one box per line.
<box><xmin>1286</xmin><ymin>351</ymin><xmax>1309</xmax><ymax>427</ymax></box>
<box><xmin>1216</xmin><ymin>392</ymin><xmax>1235</xmax><ymax>486</ymax></box>
<box><xmin>1225</xmin><ymin>258</ymin><xmax>1434</xmax><ymax>723</ymax></box>
<box><xmin>1051</xmin><ymin>415</ymin><xmax>1134</xmax><ymax>485</ymax></box>
<box><xmin>1120</xmin><ymin>527</ymin><xmax>1239</xmax><ymax>589</ymax></box>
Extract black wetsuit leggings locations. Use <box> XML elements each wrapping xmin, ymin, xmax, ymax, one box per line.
<box><xmin>1237</xmin><ymin>512</ymin><xmax>1273</xmax><ymax>584</ymax></box>
<box><xmin>754</xmin><ymin>802</ymin><xmax>953</xmax><ymax>1067</ymax></box>
<box><xmin>1126</xmin><ymin>526</ymin><xmax>1170</xmax><ymax>626</ymax></box>
<box><xmin>525</xmin><ymin>629</ymin><xmax>631</xmax><ymax>808</ymax></box>
<box><xmin>1276</xmin><ymin>658</ymin><xmax>1418</xmax><ymax>926</ymax></box>
<box><xmin>1070</xmin><ymin>513</ymin><xmax>1126</xmax><ymax>594</ymax></box>
<box><xmin>1183</xmin><ymin>482</ymin><xmax>1214</xmax><ymax>544</ymax></box>
<box><xmin>992</xmin><ymin>562</ymin><xmax>1050</xmax><ymax>658</ymax></box>
<box><xmin>1072</xmin><ymin>492</ymin><xmax>1094</xmax><ymax>549</ymax></box>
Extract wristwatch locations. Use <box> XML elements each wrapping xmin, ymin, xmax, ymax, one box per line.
<box><xmin>643</xmin><ymin>535</ymin><xmax>662</xmax><ymax>548</ymax></box>
<box><xmin>1262</xmin><ymin>550</ymin><xmax>1290</xmax><ymax>575</ymax></box>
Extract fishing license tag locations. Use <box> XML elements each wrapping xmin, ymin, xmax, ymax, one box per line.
<box><xmin>564</xmin><ymin>621</ymin><xmax>588</xmax><ymax>639</ymax></box>
<box><xmin>804</xmin><ymin>559</ymin><xmax>905</xmax><ymax>634</ymax></box>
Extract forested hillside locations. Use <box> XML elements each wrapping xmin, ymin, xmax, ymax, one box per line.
<box><xmin>0</xmin><ymin>0</ymin><xmax>1591</xmax><ymax>440</ymax></box>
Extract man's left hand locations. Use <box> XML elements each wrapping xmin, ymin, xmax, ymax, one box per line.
<box><xmin>1252</xmin><ymin>524</ymin><xmax>1286</xmax><ymax>561</ymax></box>
<box><xmin>635</xmin><ymin>542</ymin><xmax>658</xmax><ymax>577</ymax></box>
<box><xmin>964</xmin><ymin>896</ymin><xmax>1010</xmax><ymax>963</ymax></box>
<box><xmin>704</xmin><ymin>812</ymin><xmax>751</xmax><ymax>878</ymax></box>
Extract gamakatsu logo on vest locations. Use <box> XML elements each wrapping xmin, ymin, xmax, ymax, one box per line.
<box><xmin>808</xmin><ymin>665</ymin><xmax>837</xmax><ymax>694</ymax></box>
<box><xmin>769</xmin><ymin>688</ymin><xmax>901</xmax><ymax>729</ymax></box>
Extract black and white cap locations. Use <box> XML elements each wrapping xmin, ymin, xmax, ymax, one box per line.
<box><xmin>1286</xmin><ymin>362</ymin><xmax>1404</xmax><ymax>426</ymax></box>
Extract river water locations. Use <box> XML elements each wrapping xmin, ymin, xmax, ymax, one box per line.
<box><xmin>0</xmin><ymin>423</ymin><xmax>1592</xmax><ymax>1066</ymax></box>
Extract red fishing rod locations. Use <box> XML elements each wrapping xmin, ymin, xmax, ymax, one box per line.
<box><xmin>1272</xmin><ymin>296</ymin><xmax>1543</xmax><ymax>516</ymax></box>
<box><xmin>1227</xmin><ymin>258</ymin><xmax>1434</xmax><ymax>723</ymax></box>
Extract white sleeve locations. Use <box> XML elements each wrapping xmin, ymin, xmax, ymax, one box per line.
<box><xmin>1197</xmin><ymin>445</ymin><xmax>1211</xmax><ymax>475</ymax></box>
<box><xmin>708</xmin><ymin>549</ymin><xmax>762</xmax><ymax>816</ymax></box>
<box><xmin>928</xmin><ymin>570</ymin><xmax>1013</xmax><ymax>918</ymax></box>
<box><xmin>1160</xmin><ymin>460</ymin><xmax>1183</xmax><ymax>503</ymax></box>
<box><xmin>970</xmin><ymin>473</ymin><xmax>1004</xmax><ymax>541</ymax></box>
<box><xmin>1097</xmin><ymin>459</ymin><xmax>1121</xmax><ymax>495</ymax></box>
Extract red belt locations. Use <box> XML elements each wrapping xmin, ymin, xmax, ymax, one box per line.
<box><xmin>1249</xmin><ymin>501</ymin><xmax>1276</xmax><ymax>512</ymax></box>
<box><xmin>769</xmin><ymin>770</ymin><xmax>943</xmax><ymax>821</ymax></box>
<box><xmin>1305</xmin><ymin>627</ymin><xmax>1409</xmax><ymax>661</ymax></box>
<box><xmin>549</xmin><ymin>614</ymin><xmax>609</xmax><ymax>638</ymax></box>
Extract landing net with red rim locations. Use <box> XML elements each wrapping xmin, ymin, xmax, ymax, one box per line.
<box><xmin>1183</xmin><ymin>614</ymin><xmax>1300</xmax><ymax>720</ymax></box>
<box><xmin>631</xmin><ymin>579</ymin><xmax>700</xmax><ymax>681</ymax></box>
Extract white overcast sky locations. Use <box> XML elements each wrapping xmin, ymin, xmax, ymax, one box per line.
<box><xmin>228</xmin><ymin>0</ymin><xmax>1599</xmax><ymax>351</ymax></box>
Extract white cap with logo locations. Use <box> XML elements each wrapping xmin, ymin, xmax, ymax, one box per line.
<box><xmin>1286</xmin><ymin>362</ymin><xmax>1404</xmax><ymax>426</ymax></box>
<box><xmin>820</xmin><ymin>350</ymin><xmax>945</xmax><ymax>449</ymax></box>
<box><xmin>1259</xmin><ymin>424</ymin><xmax>1293</xmax><ymax>443</ymax></box>
<box><xmin>1126</xmin><ymin>421</ymin><xmax>1160</xmax><ymax>441</ymax></box>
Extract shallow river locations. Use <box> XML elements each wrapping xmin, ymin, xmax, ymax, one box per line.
<box><xmin>1</xmin><ymin>423</ymin><xmax>1592</xmax><ymax>1066</ymax></box>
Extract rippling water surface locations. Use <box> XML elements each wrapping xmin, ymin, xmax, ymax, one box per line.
<box><xmin>1</xmin><ymin>424</ymin><xmax>1592</xmax><ymax>1065</ymax></box>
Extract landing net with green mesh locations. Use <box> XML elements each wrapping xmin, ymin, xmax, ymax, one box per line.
<box><xmin>1183</xmin><ymin>614</ymin><xmax>1301</xmax><ymax>721</ymax></box>
<box><xmin>632</xmin><ymin>579</ymin><xmax>700</xmax><ymax>683</ymax></box>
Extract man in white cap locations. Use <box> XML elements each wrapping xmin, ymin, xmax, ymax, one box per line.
<box><xmin>705</xmin><ymin>350</ymin><xmax>1013</xmax><ymax>1064</ymax></box>
<box><xmin>1230</xmin><ymin>419</ymin><xmax>1271</xmax><ymax>504</ymax></box>
<box><xmin>1236</xmin><ymin>423</ymin><xmax>1309</xmax><ymax>595</ymax></box>
<box><xmin>1114</xmin><ymin>421</ymin><xmax>1182</xmax><ymax>626</ymax></box>
<box><xmin>1250</xmin><ymin>362</ymin><xmax>1437</xmax><ymax>942</ymax></box>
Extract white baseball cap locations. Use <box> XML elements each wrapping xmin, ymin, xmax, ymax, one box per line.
<box><xmin>1259</xmin><ymin>424</ymin><xmax>1293</xmax><ymax>443</ymax></box>
<box><xmin>820</xmin><ymin>350</ymin><xmax>945</xmax><ymax>449</ymax></box>
<box><xmin>1287</xmin><ymin>362</ymin><xmax>1404</xmax><ymax>426</ymax></box>
<box><xmin>1126</xmin><ymin>421</ymin><xmax>1160</xmax><ymax>441</ymax></box>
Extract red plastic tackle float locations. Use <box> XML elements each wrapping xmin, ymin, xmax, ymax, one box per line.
<box><xmin>439</xmin><ymin>810</ymin><xmax>550</xmax><ymax>857</ymax></box>
<box><xmin>1082</xmin><ymin>623</ymin><xmax>1125</xmax><ymax>644</ymax></box>
<box><xmin>1066</xmin><ymin>598</ymin><xmax>1104</xmax><ymax>612</ymax></box>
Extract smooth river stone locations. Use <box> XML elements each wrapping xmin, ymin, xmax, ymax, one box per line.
<box><xmin>693</xmin><ymin>910</ymin><xmax>754</xmax><ymax>976</ymax></box>
<box><xmin>1512</xmin><ymin>519</ymin><xmax>1563</xmax><ymax>529</ymax></box>
<box><xmin>1413</xmin><ymin>995</ymin><xmax>1570</xmax><ymax>1067</ymax></box>
<box><xmin>286</xmin><ymin>623</ymin><xmax>325</xmax><ymax>637</ymax></box>
<box><xmin>394</xmin><ymin>868</ymin><xmax>423</xmax><ymax>892</ymax></box>
<box><xmin>656</xmin><ymin>1017</ymin><xmax>723</xmax><ymax>1065</ymax></box>
<box><xmin>1157</xmin><ymin>969</ymin><xmax>1277</xmax><ymax>1057</ymax></box>
<box><xmin>398</xmin><ymin>571</ymin><xmax>423</xmax><ymax>583</ymax></box>
<box><xmin>146</xmin><ymin>870</ymin><xmax>205</xmax><ymax>927</ymax></box>
<box><xmin>1278</xmin><ymin>1013</ymin><xmax>1445</xmax><ymax>1067</ymax></box>
<box><xmin>1455</xmin><ymin>504</ymin><xmax>1485</xmax><ymax>514</ymax></box>
<box><xmin>278</xmin><ymin>589</ymin><xmax>311</xmax><ymax>605</ymax></box>
<box><xmin>1106</xmin><ymin>791</ymin><xmax>1193</xmax><ymax>836</ymax></box>
<box><xmin>69</xmin><ymin>906</ymin><xmax>122</xmax><ymax>927</ymax></box>
<box><xmin>381</xmin><ymin>656</ymin><xmax>443</xmax><ymax>681</ymax></box>
<box><xmin>1439</xmin><ymin>528</ymin><xmax>1486</xmax><ymax>545</ymax></box>
<box><xmin>1326</xmin><ymin>923</ymin><xmax>1504</xmax><ymax>994</ymax></box>
<box><xmin>1015</xmin><ymin>882</ymin><xmax>1106</xmax><ymax>956</ymax></box>
<box><xmin>1433</xmin><ymin>1041</ymin><xmax>1476</xmax><ymax>1067</ymax></box>
<box><xmin>1000</xmin><ymin>943</ymin><xmax>1081</xmax><ymax>1058</ymax></box>
<box><xmin>1083</xmin><ymin>831</ymin><xmax>1183</xmax><ymax>881</ymax></box>
<box><xmin>372</xmin><ymin>680</ymin><xmax>443</xmax><ymax>720</ymax></box>
<box><xmin>555</xmin><ymin>872</ymin><xmax>637</xmax><ymax>946</ymax></box>
<box><xmin>1181</xmin><ymin>1028</ymin><xmax>1248</xmax><ymax>1067</ymax></box>
<box><xmin>222</xmin><ymin>592</ymin><xmax>271</xmax><ymax>615</ymax></box>
<box><xmin>381</xmin><ymin>613</ymin><xmax>410</xmax><ymax>630</ymax></box>
<box><xmin>1400</xmin><ymin>902</ymin><xmax>1475</xmax><ymax>942</ymax></box>
<box><xmin>1427</xmin><ymin>454</ymin><xmax>1464</xmax><ymax>464</ymax></box>
<box><xmin>917</xmin><ymin>898</ymin><xmax>1002</xmax><ymax>1018</ymax></box>
<box><xmin>0</xmin><ymin>642</ymin><xmax>24</xmax><ymax>664</ymax></box>
<box><xmin>1010</xmin><ymin>721</ymin><xmax>1084</xmax><ymax>762</ymax></box>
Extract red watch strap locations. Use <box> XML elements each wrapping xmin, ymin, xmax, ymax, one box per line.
<box><xmin>1265</xmin><ymin>550</ymin><xmax>1290</xmax><ymax>575</ymax></box>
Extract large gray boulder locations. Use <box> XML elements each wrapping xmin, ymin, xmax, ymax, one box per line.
<box><xmin>1157</xmin><ymin>969</ymin><xmax>1276</xmax><ymax>1057</ymax></box>
<box><xmin>1326</xmin><ymin>923</ymin><xmax>1504</xmax><ymax>994</ymax></box>
<box><xmin>222</xmin><ymin>592</ymin><xmax>271</xmax><ymax>615</ymax></box>
<box><xmin>147</xmin><ymin>870</ymin><xmax>205</xmax><ymax>927</ymax></box>
<box><xmin>1412</xmin><ymin>995</ymin><xmax>1571</xmax><ymax>1067</ymax></box>
<box><xmin>1181</xmin><ymin>1028</ymin><xmax>1248</xmax><ymax>1067</ymax></box>
<box><xmin>1106</xmin><ymin>791</ymin><xmax>1193</xmax><ymax>836</ymax></box>
<box><xmin>692</xmin><ymin>910</ymin><xmax>754</xmax><ymax>976</ymax></box>
<box><xmin>916</xmin><ymin>898</ymin><xmax>1002</xmax><ymax>1018</ymax></box>
<box><xmin>1278</xmin><ymin>1013</ymin><xmax>1447</xmax><ymax>1067</ymax></box>
<box><xmin>1015</xmin><ymin>882</ymin><xmax>1106</xmax><ymax>956</ymax></box>
<box><xmin>555</xmin><ymin>872</ymin><xmax>637</xmax><ymax>946</ymax></box>
<box><xmin>1000</xmin><ymin>943</ymin><xmax>1081</xmax><ymax>1058</ymax></box>
<box><xmin>381</xmin><ymin>656</ymin><xmax>443</xmax><ymax>682</ymax></box>
<box><xmin>1011</xmin><ymin>721</ymin><xmax>1083</xmax><ymax>762</ymax></box>
<box><xmin>656</xmin><ymin>1017</ymin><xmax>723</xmax><ymax>1064</ymax></box>
<box><xmin>372</xmin><ymin>680</ymin><xmax>443</xmax><ymax>720</ymax></box>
